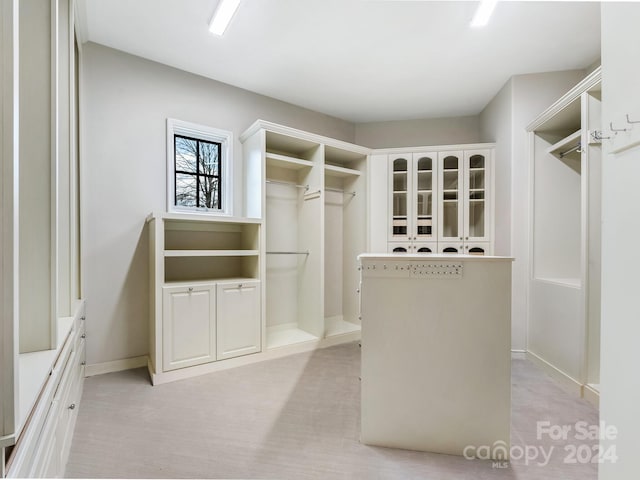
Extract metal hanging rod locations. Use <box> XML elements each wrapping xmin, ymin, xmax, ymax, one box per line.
<box><xmin>266</xmin><ymin>251</ymin><xmax>310</xmax><ymax>255</ymax></box>
<box><xmin>325</xmin><ymin>187</ymin><xmax>356</xmax><ymax>196</ymax></box>
<box><xmin>266</xmin><ymin>179</ymin><xmax>309</xmax><ymax>190</ymax></box>
<box><xmin>559</xmin><ymin>143</ymin><xmax>582</xmax><ymax>158</ymax></box>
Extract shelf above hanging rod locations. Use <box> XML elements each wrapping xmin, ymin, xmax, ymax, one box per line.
<box><xmin>325</xmin><ymin>187</ymin><xmax>356</xmax><ymax>196</ymax></box>
<box><xmin>266</xmin><ymin>251</ymin><xmax>310</xmax><ymax>255</ymax></box>
<box><xmin>266</xmin><ymin>179</ymin><xmax>309</xmax><ymax>190</ymax></box>
<box><xmin>559</xmin><ymin>143</ymin><xmax>582</xmax><ymax>158</ymax></box>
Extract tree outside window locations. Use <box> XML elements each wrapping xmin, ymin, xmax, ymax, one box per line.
<box><xmin>174</xmin><ymin>135</ymin><xmax>222</xmax><ymax>209</ymax></box>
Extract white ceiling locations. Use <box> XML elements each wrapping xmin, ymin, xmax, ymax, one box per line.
<box><xmin>78</xmin><ymin>0</ymin><xmax>601</xmax><ymax>123</ymax></box>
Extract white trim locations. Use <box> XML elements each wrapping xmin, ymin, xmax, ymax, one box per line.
<box><xmin>149</xmin><ymin>332</ymin><xmax>361</xmax><ymax>386</ymax></box>
<box><xmin>526</xmin><ymin>67</ymin><xmax>601</xmax><ymax>132</ymax></box>
<box><xmin>526</xmin><ymin>350</ymin><xmax>583</xmax><ymax>398</ymax></box>
<box><xmin>373</xmin><ymin>142</ymin><xmax>496</xmax><ymax>155</ymax></box>
<box><xmin>582</xmin><ymin>384</ymin><xmax>599</xmax><ymax>408</ymax></box>
<box><xmin>240</xmin><ymin>119</ymin><xmax>371</xmax><ymax>155</ymax></box>
<box><xmin>1</xmin><ymin>0</ymin><xmax>19</xmax><ymax>445</ymax></box>
<box><xmin>84</xmin><ymin>355</ymin><xmax>148</xmax><ymax>377</ymax></box>
<box><xmin>166</xmin><ymin>118</ymin><xmax>233</xmax><ymax>217</ymax></box>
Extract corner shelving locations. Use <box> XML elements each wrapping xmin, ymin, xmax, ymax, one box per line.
<box><xmin>241</xmin><ymin>120</ymin><xmax>368</xmax><ymax>352</ymax></box>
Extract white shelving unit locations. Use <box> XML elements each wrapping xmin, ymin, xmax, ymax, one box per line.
<box><xmin>527</xmin><ymin>69</ymin><xmax>602</xmax><ymax>402</ymax></box>
<box><xmin>384</xmin><ymin>146</ymin><xmax>494</xmax><ymax>255</ymax></box>
<box><xmin>147</xmin><ymin>212</ymin><xmax>262</xmax><ymax>384</ymax></box>
<box><xmin>241</xmin><ymin>120</ymin><xmax>368</xmax><ymax>353</ymax></box>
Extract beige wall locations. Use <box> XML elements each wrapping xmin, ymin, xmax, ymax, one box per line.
<box><xmin>355</xmin><ymin>116</ymin><xmax>481</xmax><ymax>149</ymax></box>
<box><xmin>479</xmin><ymin>69</ymin><xmax>590</xmax><ymax>353</ymax></box>
<box><xmin>80</xmin><ymin>43</ymin><xmax>356</xmax><ymax>366</ymax></box>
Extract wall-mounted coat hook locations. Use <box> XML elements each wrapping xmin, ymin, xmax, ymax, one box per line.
<box><xmin>610</xmin><ymin>122</ymin><xmax>629</xmax><ymax>133</ymax></box>
<box><xmin>591</xmin><ymin>130</ymin><xmax>611</xmax><ymax>141</ymax></box>
<box><xmin>626</xmin><ymin>114</ymin><xmax>640</xmax><ymax>124</ymax></box>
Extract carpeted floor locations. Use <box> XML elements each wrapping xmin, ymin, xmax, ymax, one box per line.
<box><xmin>65</xmin><ymin>342</ymin><xmax>598</xmax><ymax>479</ymax></box>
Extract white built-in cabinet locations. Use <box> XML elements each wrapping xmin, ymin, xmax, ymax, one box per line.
<box><xmin>389</xmin><ymin>153</ymin><xmax>438</xmax><ymax>253</ymax></box>
<box><xmin>162</xmin><ymin>283</ymin><xmax>217</xmax><ymax>371</ymax></box>
<box><xmin>386</xmin><ymin>146</ymin><xmax>494</xmax><ymax>255</ymax></box>
<box><xmin>216</xmin><ymin>280</ymin><xmax>261</xmax><ymax>360</ymax></box>
<box><xmin>2</xmin><ymin>0</ymin><xmax>85</xmax><ymax>477</ymax></box>
<box><xmin>147</xmin><ymin>213</ymin><xmax>262</xmax><ymax>384</ymax></box>
<box><xmin>241</xmin><ymin>120</ymin><xmax>367</xmax><ymax>352</ymax></box>
<box><xmin>527</xmin><ymin>68</ymin><xmax>601</xmax><ymax>404</ymax></box>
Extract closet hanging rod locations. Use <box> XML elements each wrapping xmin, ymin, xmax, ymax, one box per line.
<box><xmin>559</xmin><ymin>143</ymin><xmax>582</xmax><ymax>158</ymax></box>
<box><xmin>325</xmin><ymin>187</ymin><xmax>357</xmax><ymax>196</ymax></box>
<box><xmin>266</xmin><ymin>251</ymin><xmax>310</xmax><ymax>255</ymax></box>
<box><xmin>266</xmin><ymin>179</ymin><xmax>309</xmax><ymax>190</ymax></box>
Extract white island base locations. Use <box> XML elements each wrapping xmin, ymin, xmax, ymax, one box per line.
<box><xmin>359</xmin><ymin>254</ymin><xmax>513</xmax><ymax>458</ymax></box>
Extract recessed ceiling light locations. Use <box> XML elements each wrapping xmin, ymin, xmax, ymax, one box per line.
<box><xmin>470</xmin><ymin>0</ymin><xmax>498</xmax><ymax>28</ymax></box>
<box><xmin>209</xmin><ymin>0</ymin><xmax>241</xmax><ymax>36</ymax></box>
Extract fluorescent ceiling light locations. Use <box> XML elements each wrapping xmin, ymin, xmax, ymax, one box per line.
<box><xmin>209</xmin><ymin>0</ymin><xmax>241</xmax><ymax>36</ymax></box>
<box><xmin>470</xmin><ymin>0</ymin><xmax>498</xmax><ymax>28</ymax></box>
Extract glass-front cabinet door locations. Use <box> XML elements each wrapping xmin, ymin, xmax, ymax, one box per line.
<box><xmin>438</xmin><ymin>151</ymin><xmax>464</xmax><ymax>244</ymax></box>
<box><xmin>463</xmin><ymin>150</ymin><xmax>491</xmax><ymax>243</ymax></box>
<box><xmin>389</xmin><ymin>155</ymin><xmax>410</xmax><ymax>241</ymax></box>
<box><xmin>413</xmin><ymin>153</ymin><xmax>437</xmax><ymax>242</ymax></box>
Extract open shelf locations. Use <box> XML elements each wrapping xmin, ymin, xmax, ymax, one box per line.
<box><xmin>325</xmin><ymin>316</ymin><xmax>361</xmax><ymax>337</ymax></box>
<box><xmin>324</xmin><ymin>164</ymin><xmax>362</xmax><ymax>178</ymax></box>
<box><xmin>164</xmin><ymin>249</ymin><xmax>259</xmax><ymax>257</ymax></box>
<box><xmin>547</xmin><ymin>130</ymin><xmax>582</xmax><ymax>160</ymax></box>
<box><xmin>164</xmin><ymin>277</ymin><xmax>256</xmax><ymax>287</ymax></box>
<box><xmin>266</xmin><ymin>152</ymin><xmax>314</xmax><ymax>170</ymax></box>
<box><xmin>266</xmin><ymin>323</ymin><xmax>319</xmax><ymax>349</ymax></box>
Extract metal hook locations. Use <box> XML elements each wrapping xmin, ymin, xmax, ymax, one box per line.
<box><xmin>626</xmin><ymin>114</ymin><xmax>640</xmax><ymax>124</ymax></box>
<box><xmin>610</xmin><ymin>122</ymin><xmax>629</xmax><ymax>133</ymax></box>
<box><xmin>591</xmin><ymin>130</ymin><xmax>611</xmax><ymax>141</ymax></box>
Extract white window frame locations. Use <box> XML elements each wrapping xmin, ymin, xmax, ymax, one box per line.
<box><xmin>166</xmin><ymin>118</ymin><xmax>233</xmax><ymax>216</ymax></box>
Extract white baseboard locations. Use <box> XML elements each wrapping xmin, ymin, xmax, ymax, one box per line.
<box><xmin>150</xmin><ymin>331</ymin><xmax>361</xmax><ymax>385</ymax></box>
<box><xmin>510</xmin><ymin>349</ymin><xmax>527</xmax><ymax>360</ymax></box>
<box><xmin>526</xmin><ymin>350</ymin><xmax>583</xmax><ymax>398</ymax></box>
<box><xmin>85</xmin><ymin>356</ymin><xmax>148</xmax><ymax>377</ymax></box>
<box><xmin>582</xmin><ymin>384</ymin><xmax>600</xmax><ymax>408</ymax></box>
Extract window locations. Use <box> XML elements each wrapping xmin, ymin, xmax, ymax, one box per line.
<box><xmin>167</xmin><ymin>119</ymin><xmax>232</xmax><ymax>215</ymax></box>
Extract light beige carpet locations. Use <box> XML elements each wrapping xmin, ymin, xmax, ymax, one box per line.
<box><xmin>66</xmin><ymin>342</ymin><xmax>598</xmax><ymax>479</ymax></box>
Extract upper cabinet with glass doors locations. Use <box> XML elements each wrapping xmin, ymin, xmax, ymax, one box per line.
<box><xmin>437</xmin><ymin>149</ymin><xmax>492</xmax><ymax>254</ymax></box>
<box><xmin>388</xmin><ymin>146</ymin><xmax>493</xmax><ymax>255</ymax></box>
<box><xmin>388</xmin><ymin>153</ymin><xmax>438</xmax><ymax>253</ymax></box>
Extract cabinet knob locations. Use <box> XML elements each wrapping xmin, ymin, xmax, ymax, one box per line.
<box><xmin>68</xmin><ymin>403</ymin><xmax>76</xmax><ymax>410</ymax></box>
<box><xmin>459</xmin><ymin>237</ymin><xmax>463</xmax><ymax>240</ymax></box>
<box><xmin>81</xmin><ymin>316</ymin><xmax>86</xmax><ymax>321</ymax></box>
<box><xmin>81</xmin><ymin>361</ymin><xmax>86</xmax><ymax>366</ymax></box>
<box><xmin>81</xmin><ymin>333</ymin><xmax>86</xmax><ymax>339</ymax></box>
<box><xmin>239</xmin><ymin>284</ymin><xmax>243</xmax><ymax>288</ymax></box>
<box><xmin>465</xmin><ymin>237</ymin><xmax>469</xmax><ymax>240</ymax></box>
<box><xmin>188</xmin><ymin>287</ymin><xmax>193</xmax><ymax>292</ymax></box>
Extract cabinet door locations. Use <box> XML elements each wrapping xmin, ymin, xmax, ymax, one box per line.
<box><xmin>388</xmin><ymin>242</ymin><xmax>412</xmax><ymax>253</ymax></box>
<box><xmin>216</xmin><ymin>280</ymin><xmax>261</xmax><ymax>360</ymax></box>
<box><xmin>462</xmin><ymin>242</ymin><xmax>491</xmax><ymax>256</ymax></box>
<box><xmin>389</xmin><ymin>155</ymin><xmax>412</xmax><ymax>241</ymax></box>
<box><xmin>438</xmin><ymin>242</ymin><xmax>464</xmax><ymax>254</ymax></box>
<box><xmin>464</xmin><ymin>150</ymin><xmax>491</xmax><ymax>242</ymax></box>
<box><xmin>412</xmin><ymin>153</ymin><xmax>437</xmax><ymax>242</ymax></box>
<box><xmin>163</xmin><ymin>284</ymin><xmax>216</xmax><ymax>371</ymax></box>
<box><xmin>438</xmin><ymin>151</ymin><xmax>464</xmax><ymax>243</ymax></box>
<box><xmin>414</xmin><ymin>242</ymin><xmax>437</xmax><ymax>254</ymax></box>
